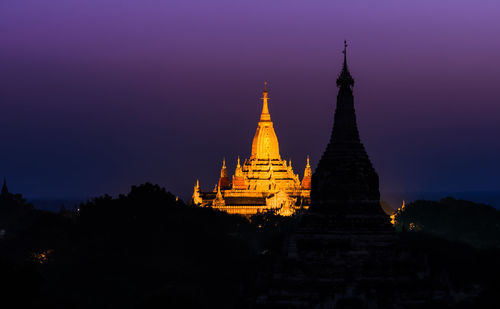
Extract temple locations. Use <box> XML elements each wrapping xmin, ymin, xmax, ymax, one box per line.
<box><xmin>192</xmin><ymin>83</ymin><xmax>311</xmax><ymax>216</ymax></box>
<box><xmin>256</xmin><ymin>42</ymin><xmax>421</xmax><ymax>308</ymax></box>
<box><xmin>309</xmin><ymin>40</ymin><xmax>390</xmax><ymax>229</ymax></box>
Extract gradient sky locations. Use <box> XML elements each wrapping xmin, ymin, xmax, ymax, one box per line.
<box><xmin>1</xmin><ymin>0</ymin><xmax>499</xmax><ymax>200</ymax></box>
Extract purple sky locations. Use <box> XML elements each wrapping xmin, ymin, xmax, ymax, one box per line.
<box><xmin>1</xmin><ymin>0</ymin><xmax>499</xmax><ymax>200</ymax></box>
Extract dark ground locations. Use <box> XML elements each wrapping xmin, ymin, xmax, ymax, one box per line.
<box><xmin>1</xmin><ymin>184</ymin><xmax>499</xmax><ymax>308</ymax></box>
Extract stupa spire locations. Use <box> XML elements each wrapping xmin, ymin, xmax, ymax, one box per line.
<box><xmin>311</xmin><ymin>41</ymin><xmax>381</xmax><ymax>213</ymax></box>
<box><xmin>213</xmin><ymin>184</ymin><xmax>226</xmax><ymax>206</ymax></box>
<box><xmin>301</xmin><ymin>155</ymin><xmax>312</xmax><ymax>190</ymax></box>
<box><xmin>218</xmin><ymin>158</ymin><xmax>231</xmax><ymax>189</ymax></box>
<box><xmin>260</xmin><ymin>81</ymin><xmax>271</xmax><ymax>122</ymax></box>
<box><xmin>304</xmin><ymin>156</ymin><xmax>311</xmax><ymax>176</ymax></box>
<box><xmin>1</xmin><ymin>178</ymin><xmax>8</xmax><ymax>195</ymax></box>
<box><xmin>192</xmin><ymin>179</ymin><xmax>203</xmax><ymax>204</ymax></box>
<box><xmin>336</xmin><ymin>40</ymin><xmax>354</xmax><ymax>88</ymax></box>
<box><xmin>220</xmin><ymin>158</ymin><xmax>228</xmax><ymax>178</ymax></box>
<box><xmin>251</xmin><ymin>82</ymin><xmax>281</xmax><ymax>160</ymax></box>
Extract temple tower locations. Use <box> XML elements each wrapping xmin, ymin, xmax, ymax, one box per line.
<box><xmin>192</xmin><ymin>82</ymin><xmax>311</xmax><ymax>215</ymax></box>
<box><xmin>310</xmin><ymin>41</ymin><xmax>388</xmax><ymax>223</ymax></box>
<box><xmin>251</xmin><ymin>82</ymin><xmax>281</xmax><ymax>160</ymax></box>
<box><xmin>301</xmin><ymin>156</ymin><xmax>312</xmax><ymax>190</ymax></box>
<box><xmin>218</xmin><ymin>158</ymin><xmax>231</xmax><ymax>189</ymax></box>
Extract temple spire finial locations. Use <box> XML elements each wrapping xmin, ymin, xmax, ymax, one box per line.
<box><xmin>337</xmin><ymin>40</ymin><xmax>354</xmax><ymax>88</ymax></box>
<box><xmin>343</xmin><ymin>40</ymin><xmax>347</xmax><ymax>67</ymax></box>
<box><xmin>260</xmin><ymin>81</ymin><xmax>271</xmax><ymax>121</ymax></box>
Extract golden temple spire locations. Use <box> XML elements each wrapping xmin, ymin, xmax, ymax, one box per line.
<box><xmin>234</xmin><ymin>156</ymin><xmax>243</xmax><ymax>177</ymax></box>
<box><xmin>220</xmin><ymin>158</ymin><xmax>228</xmax><ymax>178</ymax></box>
<box><xmin>192</xmin><ymin>179</ymin><xmax>203</xmax><ymax>204</ymax></box>
<box><xmin>304</xmin><ymin>155</ymin><xmax>312</xmax><ymax>177</ymax></box>
<box><xmin>251</xmin><ymin>82</ymin><xmax>281</xmax><ymax>160</ymax></box>
<box><xmin>214</xmin><ymin>184</ymin><xmax>226</xmax><ymax>206</ymax></box>
<box><xmin>301</xmin><ymin>155</ymin><xmax>312</xmax><ymax>189</ymax></box>
<box><xmin>219</xmin><ymin>157</ymin><xmax>231</xmax><ymax>189</ymax></box>
<box><xmin>260</xmin><ymin>81</ymin><xmax>271</xmax><ymax>122</ymax></box>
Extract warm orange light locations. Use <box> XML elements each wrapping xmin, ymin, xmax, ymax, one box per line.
<box><xmin>192</xmin><ymin>83</ymin><xmax>311</xmax><ymax>216</ymax></box>
<box><xmin>33</xmin><ymin>249</ymin><xmax>54</xmax><ymax>264</ymax></box>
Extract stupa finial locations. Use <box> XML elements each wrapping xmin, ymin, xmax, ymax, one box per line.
<box><xmin>260</xmin><ymin>81</ymin><xmax>271</xmax><ymax>121</ymax></box>
<box><xmin>343</xmin><ymin>40</ymin><xmax>347</xmax><ymax>65</ymax></box>
<box><xmin>337</xmin><ymin>40</ymin><xmax>354</xmax><ymax>88</ymax></box>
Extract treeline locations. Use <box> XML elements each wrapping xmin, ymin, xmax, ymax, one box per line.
<box><xmin>2</xmin><ymin>185</ymin><xmax>500</xmax><ymax>308</ymax></box>
<box><xmin>0</xmin><ymin>183</ymin><xmax>297</xmax><ymax>308</ymax></box>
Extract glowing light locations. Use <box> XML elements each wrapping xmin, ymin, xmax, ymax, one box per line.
<box><xmin>390</xmin><ymin>200</ymin><xmax>406</xmax><ymax>226</ymax></box>
<box><xmin>192</xmin><ymin>83</ymin><xmax>311</xmax><ymax>216</ymax></box>
<box><xmin>32</xmin><ymin>249</ymin><xmax>54</xmax><ymax>264</ymax></box>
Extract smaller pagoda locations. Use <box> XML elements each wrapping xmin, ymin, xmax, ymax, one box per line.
<box><xmin>192</xmin><ymin>83</ymin><xmax>311</xmax><ymax>216</ymax></box>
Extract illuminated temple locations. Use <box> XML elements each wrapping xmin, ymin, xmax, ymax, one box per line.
<box><xmin>192</xmin><ymin>83</ymin><xmax>311</xmax><ymax>216</ymax></box>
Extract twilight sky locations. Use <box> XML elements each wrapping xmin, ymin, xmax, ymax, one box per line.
<box><xmin>1</xmin><ymin>0</ymin><xmax>499</xmax><ymax>200</ymax></box>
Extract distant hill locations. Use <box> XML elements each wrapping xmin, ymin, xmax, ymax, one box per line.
<box><xmin>382</xmin><ymin>190</ymin><xmax>500</xmax><ymax>211</ymax></box>
<box><xmin>393</xmin><ymin>197</ymin><xmax>500</xmax><ymax>248</ymax></box>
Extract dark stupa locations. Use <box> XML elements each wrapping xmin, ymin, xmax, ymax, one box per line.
<box><xmin>311</xmin><ymin>40</ymin><xmax>380</xmax><ymax>208</ymax></box>
<box><xmin>309</xmin><ymin>41</ymin><xmax>391</xmax><ymax>231</ymax></box>
<box><xmin>254</xmin><ymin>43</ymin><xmax>439</xmax><ymax>308</ymax></box>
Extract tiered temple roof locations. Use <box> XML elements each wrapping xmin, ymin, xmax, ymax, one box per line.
<box><xmin>192</xmin><ymin>83</ymin><xmax>311</xmax><ymax>215</ymax></box>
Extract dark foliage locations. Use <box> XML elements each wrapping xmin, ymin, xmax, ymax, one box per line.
<box><xmin>1</xmin><ymin>187</ymin><xmax>500</xmax><ymax>308</ymax></box>
<box><xmin>399</xmin><ymin>232</ymin><xmax>500</xmax><ymax>308</ymax></box>
<box><xmin>395</xmin><ymin>197</ymin><xmax>500</xmax><ymax>248</ymax></box>
<box><xmin>0</xmin><ymin>183</ymin><xmax>294</xmax><ymax>308</ymax></box>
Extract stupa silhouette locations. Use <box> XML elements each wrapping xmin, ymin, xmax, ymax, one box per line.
<box><xmin>309</xmin><ymin>40</ymin><xmax>392</xmax><ymax>231</ymax></box>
